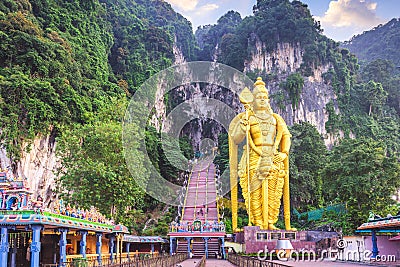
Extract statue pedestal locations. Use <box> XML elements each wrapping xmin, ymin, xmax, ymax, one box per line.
<box><xmin>244</xmin><ymin>226</ymin><xmax>298</xmax><ymax>242</ymax></box>
<box><xmin>241</xmin><ymin>226</ymin><xmax>329</xmax><ymax>254</ymax></box>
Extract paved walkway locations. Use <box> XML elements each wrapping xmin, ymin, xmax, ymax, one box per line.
<box><xmin>206</xmin><ymin>259</ymin><xmax>237</xmax><ymax>266</ymax></box>
<box><xmin>177</xmin><ymin>259</ymin><xmax>236</xmax><ymax>266</ymax></box>
<box><xmin>282</xmin><ymin>260</ymin><xmax>400</xmax><ymax>267</ymax></box>
<box><xmin>177</xmin><ymin>258</ymin><xmax>199</xmax><ymax>266</ymax></box>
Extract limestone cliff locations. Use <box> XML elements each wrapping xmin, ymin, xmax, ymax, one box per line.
<box><xmin>169</xmin><ymin>39</ymin><xmax>340</xmax><ymax>148</ymax></box>
<box><xmin>173</xmin><ymin>41</ymin><xmax>186</xmax><ymax>65</ymax></box>
<box><xmin>0</xmin><ymin>133</ymin><xmax>58</xmax><ymax>206</ymax></box>
<box><xmin>0</xmin><ymin>39</ymin><xmax>188</xmax><ymax>204</ymax></box>
<box><xmin>244</xmin><ymin>38</ymin><xmax>340</xmax><ymax>147</ymax></box>
<box><xmin>244</xmin><ymin>35</ymin><xmax>303</xmax><ymax>73</ymax></box>
<box><xmin>150</xmin><ymin>41</ymin><xmax>187</xmax><ymax>131</ymax></box>
<box><xmin>170</xmin><ymin>83</ymin><xmax>243</xmax><ymax>151</ymax></box>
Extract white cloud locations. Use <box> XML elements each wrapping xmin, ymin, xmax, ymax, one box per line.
<box><xmin>166</xmin><ymin>0</ymin><xmax>199</xmax><ymax>11</ymax></box>
<box><xmin>194</xmin><ymin>3</ymin><xmax>220</xmax><ymax>16</ymax></box>
<box><xmin>316</xmin><ymin>0</ymin><xmax>384</xmax><ymax>28</ymax></box>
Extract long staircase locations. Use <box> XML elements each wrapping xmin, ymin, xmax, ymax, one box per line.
<box><xmin>170</xmin><ymin>159</ymin><xmax>225</xmax><ymax>258</ymax></box>
<box><xmin>182</xmin><ymin>161</ymin><xmax>219</xmax><ymax>223</ymax></box>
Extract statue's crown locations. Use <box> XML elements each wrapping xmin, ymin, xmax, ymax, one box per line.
<box><xmin>253</xmin><ymin>77</ymin><xmax>268</xmax><ymax>97</ymax></box>
<box><xmin>254</xmin><ymin>77</ymin><xmax>266</xmax><ymax>87</ymax></box>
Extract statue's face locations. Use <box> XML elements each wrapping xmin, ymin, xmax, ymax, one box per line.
<box><xmin>254</xmin><ymin>92</ymin><xmax>269</xmax><ymax>110</ymax></box>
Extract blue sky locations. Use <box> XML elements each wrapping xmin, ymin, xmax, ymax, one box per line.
<box><xmin>165</xmin><ymin>0</ymin><xmax>399</xmax><ymax>41</ymax></box>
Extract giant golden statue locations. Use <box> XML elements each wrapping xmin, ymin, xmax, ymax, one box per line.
<box><xmin>229</xmin><ymin>77</ymin><xmax>294</xmax><ymax>231</ymax></box>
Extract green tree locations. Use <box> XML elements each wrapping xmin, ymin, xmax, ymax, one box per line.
<box><xmin>361</xmin><ymin>59</ymin><xmax>400</xmax><ymax>115</ymax></box>
<box><xmin>322</xmin><ymin>138</ymin><xmax>400</xmax><ymax>233</ymax></box>
<box><xmin>214</xmin><ymin>133</ymin><xmax>229</xmax><ymax>173</ymax></box>
<box><xmin>195</xmin><ymin>10</ymin><xmax>242</xmax><ymax>63</ymax></box>
<box><xmin>219</xmin><ymin>33</ymin><xmax>247</xmax><ymax>71</ymax></box>
<box><xmin>289</xmin><ymin>122</ymin><xmax>327</xmax><ymax>212</ymax></box>
<box><xmin>146</xmin><ymin>126</ymin><xmax>193</xmax><ymax>184</ymax></box>
<box><xmin>57</xmin><ymin>97</ymin><xmax>146</xmax><ymax>224</ymax></box>
<box><xmin>364</xmin><ymin>80</ymin><xmax>388</xmax><ymax>116</ymax></box>
<box><xmin>361</xmin><ymin>59</ymin><xmax>394</xmax><ymax>84</ymax></box>
<box><xmin>281</xmin><ymin>73</ymin><xmax>304</xmax><ymax>111</ymax></box>
<box><xmin>342</xmin><ymin>18</ymin><xmax>400</xmax><ymax>67</ymax></box>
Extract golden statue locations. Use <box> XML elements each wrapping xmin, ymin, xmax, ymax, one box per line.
<box><xmin>229</xmin><ymin>77</ymin><xmax>295</xmax><ymax>231</ymax></box>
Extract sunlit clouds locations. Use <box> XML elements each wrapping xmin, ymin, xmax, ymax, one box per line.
<box><xmin>166</xmin><ymin>0</ymin><xmax>199</xmax><ymax>11</ymax></box>
<box><xmin>195</xmin><ymin>3</ymin><xmax>219</xmax><ymax>15</ymax></box>
<box><xmin>315</xmin><ymin>0</ymin><xmax>385</xmax><ymax>40</ymax></box>
<box><xmin>165</xmin><ymin>0</ymin><xmax>220</xmax><ymax>29</ymax></box>
<box><xmin>166</xmin><ymin>0</ymin><xmax>260</xmax><ymax>31</ymax></box>
<box><xmin>165</xmin><ymin>0</ymin><xmax>219</xmax><ymax>13</ymax></box>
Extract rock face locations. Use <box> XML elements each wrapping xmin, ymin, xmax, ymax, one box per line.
<box><xmin>0</xmin><ymin>40</ymin><xmax>189</xmax><ymax>205</ymax></box>
<box><xmin>0</xmin><ymin>133</ymin><xmax>58</xmax><ymax>206</ymax></box>
<box><xmin>167</xmin><ymin>38</ymin><xmax>340</xmax><ymax>148</ymax></box>
<box><xmin>173</xmin><ymin>41</ymin><xmax>186</xmax><ymax>65</ymax></box>
<box><xmin>244</xmin><ymin>36</ymin><xmax>303</xmax><ymax>73</ymax></box>
<box><xmin>169</xmin><ymin>83</ymin><xmax>243</xmax><ymax>151</ymax></box>
<box><xmin>261</xmin><ymin>64</ymin><xmax>339</xmax><ymax>147</ymax></box>
<box><xmin>243</xmin><ymin>39</ymin><xmax>339</xmax><ymax>147</ymax></box>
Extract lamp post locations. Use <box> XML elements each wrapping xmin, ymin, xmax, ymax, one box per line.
<box><xmin>274</xmin><ymin>238</ymin><xmax>294</xmax><ymax>260</ymax></box>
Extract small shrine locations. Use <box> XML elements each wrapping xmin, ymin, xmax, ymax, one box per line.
<box><xmin>0</xmin><ymin>170</ymin><xmax>32</xmax><ymax>210</ymax></box>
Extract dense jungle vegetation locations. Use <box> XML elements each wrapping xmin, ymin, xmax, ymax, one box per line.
<box><xmin>0</xmin><ymin>0</ymin><xmax>399</xmax><ymax>235</ymax></box>
<box><xmin>0</xmin><ymin>0</ymin><xmax>195</xmax><ymax>234</ymax></box>
<box><xmin>342</xmin><ymin>18</ymin><xmax>400</xmax><ymax>66</ymax></box>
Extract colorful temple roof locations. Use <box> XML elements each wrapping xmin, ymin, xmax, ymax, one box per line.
<box><xmin>0</xmin><ymin>169</ymin><xmax>120</xmax><ymax>233</ymax></box>
<box><xmin>123</xmin><ymin>235</ymin><xmax>166</xmax><ymax>243</ymax></box>
<box><xmin>112</xmin><ymin>224</ymin><xmax>129</xmax><ymax>233</ymax></box>
<box><xmin>357</xmin><ymin>215</ymin><xmax>400</xmax><ymax>231</ymax></box>
<box><xmin>0</xmin><ymin>210</ymin><xmax>114</xmax><ymax>232</ymax></box>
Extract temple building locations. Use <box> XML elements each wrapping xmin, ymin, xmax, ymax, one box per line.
<box><xmin>0</xmin><ymin>170</ymin><xmax>164</xmax><ymax>267</ymax></box>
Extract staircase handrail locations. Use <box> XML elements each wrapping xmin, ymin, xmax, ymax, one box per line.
<box><xmin>204</xmin><ymin>163</ymin><xmax>209</xmax><ymax>222</ymax></box>
<box><xmin>170</xmin><ymin>220</ymin><xmax>225</xmax><ymax>233</ymax></box>
<box><xmin>195</xmin><ymin>255</ymin><xmax>206</xmax><ymax>267</ymax></box>
<box><xmin>181</xmin><ymin>162</ymin><xmax>194</xmax><ymax>221</ymax></box>
<box><xmin>214</xmin><ymin>165</ymin><xmax>221</xmax><ymax>223</ymax></box>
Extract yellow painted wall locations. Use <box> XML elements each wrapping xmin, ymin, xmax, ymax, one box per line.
<box><xmin>67</xmin><ymin>233</ymin><xmax>110</xmax><ymax>255</ymax></box>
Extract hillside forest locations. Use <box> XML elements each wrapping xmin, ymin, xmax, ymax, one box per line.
<box><xmin>0</xmin><ymin>0</ymin><xmax>399</xmax><ymax>235</ymax></box>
